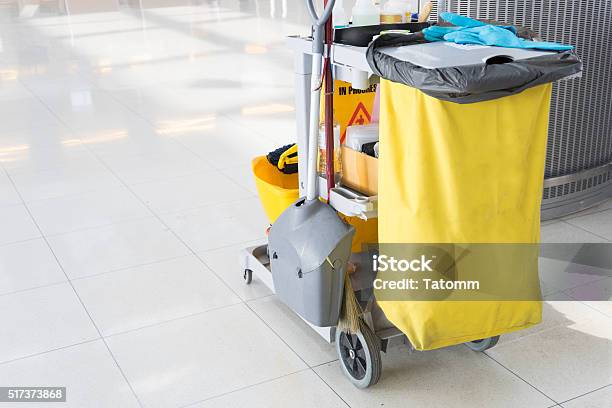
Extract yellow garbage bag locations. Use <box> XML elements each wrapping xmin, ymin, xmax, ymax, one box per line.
<box><xmin>376</xmin><ymin>80</ymin><xmax>550</xmax><ymax>350</ymax></box>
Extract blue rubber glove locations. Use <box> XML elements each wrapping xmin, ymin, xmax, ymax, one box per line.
<box><xmin>423</xmin><ymin>13</ymin><xmax>516</xmax><ymax>42</ymax></box>
<box><xmin>439</xmin><ymin>12</ymin><xmax>486</xmax><ymax>28</ymax></box>
<box><xmin>444</xmin><ymin>25</ymin><xmax>520</xmax><ymax>46</ymax></box>
<box><xmin>423</xmin><ymin>25</ymin><xmax>462</xmax><ymax>41</ymax></box>
<box><xmin>423</xmin><ymin>12</ymin><xmax>573</xmax><ymax>51</ymax></box>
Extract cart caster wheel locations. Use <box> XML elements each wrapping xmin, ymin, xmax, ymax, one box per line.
<box><xmin>335</xmin><ymin>322</ymin><xmax>382</xmax><ymax>389</ymax></box>
<box><xmin>243</xmin><ymin>269</ymin><xmax>253</xmax><ymax>285</ymax></box>
<box><xmin>465</xmin><ymin>335</ymin><xmax>499</xmax><ymax>352</ymax></box>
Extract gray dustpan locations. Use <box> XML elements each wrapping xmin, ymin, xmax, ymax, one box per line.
<box><xmin>268</xmin><ymin>0</ymin><xmax>354</xmax><ymax>327</ymax></box>
<box><xmin>268</xmin><ymin>197</ymin><xmax>354</xmax><ymax>327</ymax></box>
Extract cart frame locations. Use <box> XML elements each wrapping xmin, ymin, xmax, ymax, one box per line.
<box><xmin>239</xmin><ymin>36</ymin><xmax>498</xmax><ymax>388</ymax></box>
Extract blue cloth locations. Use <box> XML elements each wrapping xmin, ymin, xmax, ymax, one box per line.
<box><xmin>424</xmin><ymin>12</ymin><xmax>573</xmax><ymax>51</ymax></box>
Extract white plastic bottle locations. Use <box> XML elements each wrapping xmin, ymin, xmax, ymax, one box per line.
<box><xmin>318</xmin><ymin>117</ymin><xmax>342</xmax><ymax>183</ymax></box>
<box><xmin>351</xmin><ymin>0</ymin><xmax>380</xmax><ymax>26</ymax></box>
<box><xmin>404</xmin><ymin>0</ymin><xmax>419</xmax><ymax>22</ymax></box>
<box><xmin>333</xmin><ymin>0</ymin><xmax>350</xmax><ymax>28</ymax></box>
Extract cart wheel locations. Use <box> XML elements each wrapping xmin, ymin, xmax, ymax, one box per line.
<box><xmin>335</xmin><ymin>322</ymin><xmax>382</xmax><ymax>388</ymax></box>
<box><xmin>465</xmin><ymin>336</ymin><xmax>499</xmax><ymax>352</ymax></box>
<box><xmin>243</xmin><ymin>269</ymin><xmax>253</xmax><ymax>285</ymax></box>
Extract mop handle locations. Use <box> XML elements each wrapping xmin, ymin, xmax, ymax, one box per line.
<box><xmin>306</xmin><ymin>0</ymin><xmax>335</xmax><ymax>30</ymax></box>
<box><xmin>306</xmin><ymin>56</ymin><xmax>323</xmax><ymax>201</ymax></box>
<box><xmin>323</xmin><ymin>0</ymin><xmax>335</xmax><ymax>199</ymax></box>
<box><xmin>305</xmin><ymin>0</ymin><xmax>335</xmax><ymax>202</ymax></box>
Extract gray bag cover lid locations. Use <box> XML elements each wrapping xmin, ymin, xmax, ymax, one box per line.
<box><xmin>365</xmin><ymin>31</ymin><xmax>583</xmax><ymax>104</ymax></box>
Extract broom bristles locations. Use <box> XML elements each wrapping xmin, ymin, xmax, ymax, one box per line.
<box><xmin>337</xmin><ymin>272</ymin><xmax>361</xmax><ymax>333</ymax></box>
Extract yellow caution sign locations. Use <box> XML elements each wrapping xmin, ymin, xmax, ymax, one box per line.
<box><xmin>321</xmin><ymin>80</ymin><xmax>377</xmax><ymax>143</ymax></box>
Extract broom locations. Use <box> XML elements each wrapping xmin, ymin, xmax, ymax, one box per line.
<box><xmin>337</xmin><ymin>262</ymin><xmax>362</xmax><ymax>333</ymax></box>
<box><xmin>320</xmin><ymin>0</ymin><xmax>362</xmax><ymax>334</ymax></box>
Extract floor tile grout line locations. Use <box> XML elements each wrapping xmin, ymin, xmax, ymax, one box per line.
<box><xmin>166</xmin><ymin>129</ymin><xmax>239</xmax><ymax>173</ymax></box>
<box><xmin>12</xmin><ymin>182</ymin><xmax>131</xmax><ymax>207</ymax></box>
<box><xmin>125</xmin><ymin>193</ymin><xmax>259</xmax><ymax>219</ymax></box>
<box><xmin>148</xmin><ymin>195</ymin><xmax>261</xmax><ymax>217</ymax></box>
<box><xmin>0</xmin><ymin>279</ymin><xmax>68</xmax><ymax>299</ymax></box>
<box><xmin>68</xmin><ymin>253</ymin><xmax>192</xmax><ymax>282</ymax></box>
<box><xmin>562</xmin><ymin>217</ymin><xmax>612</xmax><ymax>241</ymax></box>
<box><xmin>177</xmin><ymin>367</ymin><xmax>312</xmax><ymax>408</ymax></box>
<box><xmin>1</xmin><ymin>167</ymin><xmax>146</xmax><ymax>408</ymax></box>
<box><xmin>309</xmin><ymin>359</ymin><xmax>340</xmax><ymax>369</ymax></box>
<box><xmin>0</xmin><ymin>338</ymin><xmax>101</xmax><ymax>367</ymax></box>
<box><xmin>17</xmin><ymin>74</ymin><xmax>88</xmax><ymax>136</ymax></box>
<box><xmin>557</xmin><ymin>383</ymin><xmax>612</xmax><ymax>405</ymax></box>
<box><xmin>199</xmin><ymin>237</ymin><xmax>267</xmax><ymax>257</ymax></box>
<box><xmin>310</xmin><ymin>368</ymin><xmax>353</xmax><ymax>408</ymax></box>
<box><xmin>102</xmin><ymin>300</ymin><xmax>245</xmax><ymax>340</ymax></box>
<box><xmin>2</xmin><ymin>153</ymin><xmax>115</xmax><ymax>179</ymax></box>
<box><xmin>562</xmin><ymin>289</ymin><xmax>612</xmax><ymax>319</ymax></box>
<box><xmin>99</xmin><ymin>83</ymin><xmax>169</xmax><ymax>131</ymax></box>
<box><xmin>0</xmin><ymin>235</ymin><xmax>46</xmax><ymax>250</ymax></box>
<box><xmin>33</xmin><ymin>213</ymin><xmax>154</xmax><ymax>240</ymax></box>
<box><xmin>1</xmin><ymin>209</ymin><xmax>256</xmax><ymax>252</ymax></box>
<box><xmin>469</xmin><ymin>327</ymin><xmax>554</xmax><ymax>350</ymax></box>
<box><xmin>482</xmin><ymin>351</ymin><xmax>559</xmax><ymax>405</ymax></box>
<box><xmin>95</xmin><ymin>155</ymin><xmax>241</xmax><ymax>188</ymax></box>
<box><xmin>113</xmin><ymin>168</ymin><xmax>226</xmax><ymax>188</ymax></box>
<box><xmin>561</xmin><ymin>202</ymin><xmax>612</xmax><ymax>222</ymax></box>
<box><xmin>562</xmin><ymin>202</ymin><xmax>612</xmax><ymax>220</ymax></box>
<box><xmin>555</xmin><ymin>275</ymin><xmax>612</xmax><ymax>310</ymax></box>
<box><xmin>9</xmin><ymin>182</ymin><xmax>135</xmax><ymax>205</ymax></box>
<box><xmin>13</xmin><ymin>177</ymin><xmax>259</xmax><ymax>228</ymax></box>
<box><xmin>35</xmin><ymin>213</ymin><xmax>154</xmax><ymax>239</ymax></box>
<box><xmin>242</xmin><ymin>301</ymin><xmax>315</xmax><ymax>368</ymax></box>
<box><xmin>559</xmin><ymin>274</ymin><xmax>612</xmax><ymax>294</ymax></box>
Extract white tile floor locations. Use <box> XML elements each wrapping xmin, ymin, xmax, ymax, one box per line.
<box><xmin>0</xmin><ymin>1</ymin><xmax>611</xmax><ymax>407</ymax></box>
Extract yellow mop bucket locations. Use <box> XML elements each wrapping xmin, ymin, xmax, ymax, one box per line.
<box><xmin>252</xmin><ymin>156</ymin><xmax>299</xmax><ymax>224</ymax></box>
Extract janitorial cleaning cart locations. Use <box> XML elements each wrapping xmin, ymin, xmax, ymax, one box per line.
<box><xmin>241</xmin><ymin>2</ymin><xmax>582</xmax><ymax>388</ymax></box>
